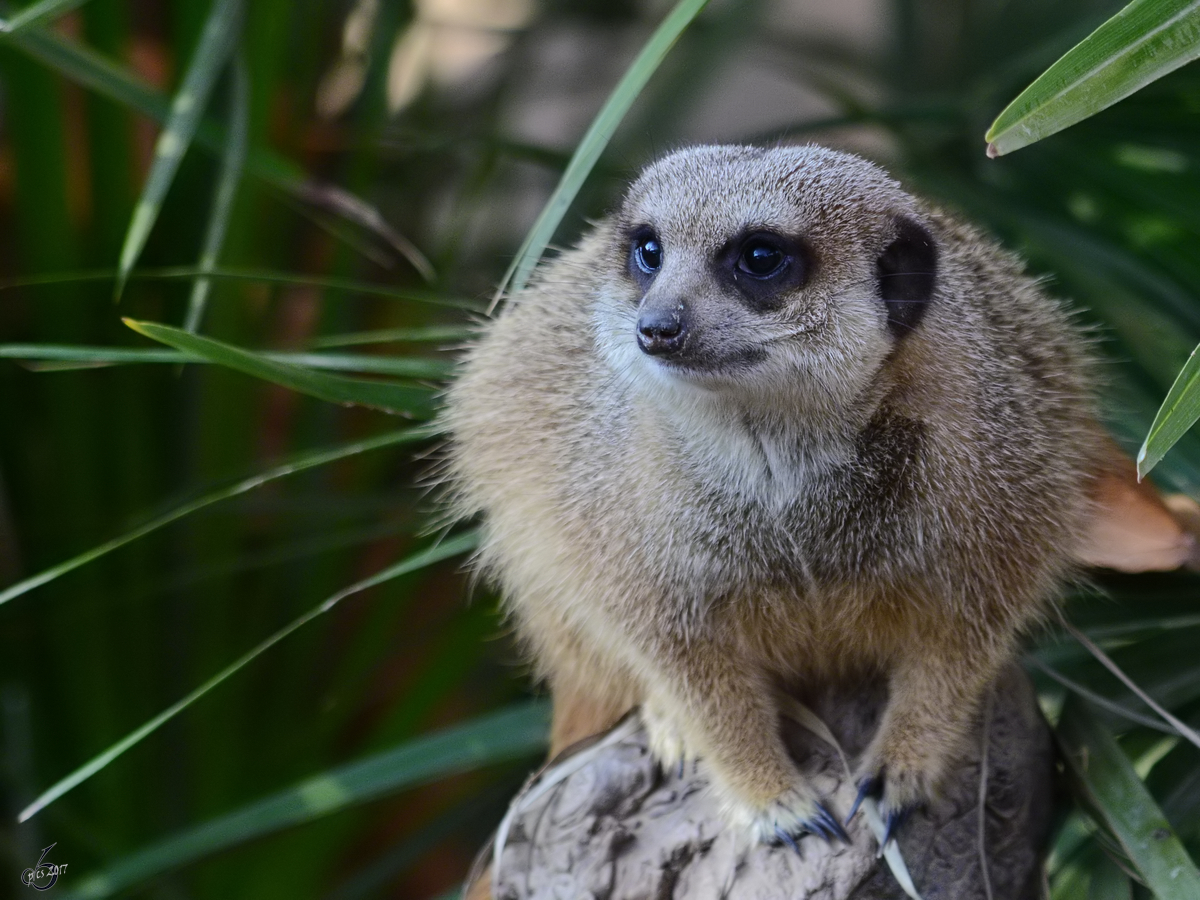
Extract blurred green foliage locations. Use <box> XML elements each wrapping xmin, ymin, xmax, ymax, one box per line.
<box><xmin>0</xmin><ymin>0</ymin><xmax>1198</xmax><ymax>897</ymax></box>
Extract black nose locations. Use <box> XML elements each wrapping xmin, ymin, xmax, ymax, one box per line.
<box><xmin>637</xmin><ymin>309</ymin><xmax>686</xmax><ymax>356</ymax></box>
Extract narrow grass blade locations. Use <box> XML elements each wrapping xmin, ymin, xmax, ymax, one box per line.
<box><xmin>0</xmin><ymin>426</ymin><xmax>434</xmax><ymax>608</ymax></box>
<box><xmin>1137</xmin><ymin>341</ymin><xmax>1200</xmax><ymax>478</ymax></box>
<box><xmin>0</xmin><ymin>22</ymin><xmax>168</xmax><ymax>118</ymax></box>
<box><xmin>184</xmin><ymin>53</ymin><xmax>248</xmax><ymax>332</ymax></box>
<box><xmin>1063</xmin><ymin>620</ymin><xmax>1200</xmax><ymax>751</ymax></box>
<box><xmin>0</xmin><ymin>265</ymin><xmax>480</xmax><ymax>309</ymax></box>
<box><xmin>1057</xmin><ymin>699</ymin><xmax>1200</xmax><ymax>899</ymax></box>
<box><xmin>196</xmin><ymin>351</ymin><xmax>450</xmax><ymax>379</ymax></box>
<box><xmin>0</xmin><ymin>0</ymin><xmax>90</xmax><ymax>34</ymax></box>
<box><xmin>492</xmin><ymin>0</ymin><xmax>712</xmax><ymax>307</ymax></box>
<box><xmin>123</xmin><ymin>319</ymin><xmax>436</xmax><ymax>417</ymax></box>
<box><xmin>65</xmin><ymin>700</ymin><xmax>545</xmax><ymax>900</ymax></box>
<box><xmin>308</xmin><ymin>325</ymin><xmax>474</xmax><ymax>348</ymax></box>
<box><xmin>18</xmin><ymin>530</ymin><xmax>481</xmax><ymax>825</ymax></box>
<box><xmin>986</xmin><ymin>0</ymin><xmax>1200</xmax><ymax>156</ymax></box>
<box><xmin>1026</xmin><ymin>655</ymin><xmax>1177</xmax><ymax>734</ymax></box>
<box><xmin>0</xmin><ymin>345</ymin><xmax>455</xmax><ymax>379</ymax></box>
<box><xmin>0</xmin><ymin>23</ymin><xmax>297</xmax><ymax>189</ymax></box>
<box><xmin>299</xmin><ymin>183</ymin><xmax>434</xmax><ymax>283</ymax></box>
<box><xmin>0</xmin><ymin>25</ymin><xmax>432</xmax><ymax>279</ymax></box>
<box><xmin>115</xmin><ymin>0</ymin><xmax>242</xmax><ymax>299</ymax></box>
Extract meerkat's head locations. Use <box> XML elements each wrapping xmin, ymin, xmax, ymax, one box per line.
<box><xmin>592</xmin><ymin>144</ymin><xmax>938</xmax><ymax>430</ymax></box>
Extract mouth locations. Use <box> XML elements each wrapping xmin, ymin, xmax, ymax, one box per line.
<box><xmin>642</xmin><ymin>343</ymin><xmax>767</xmax><ymax>377</ymax></box>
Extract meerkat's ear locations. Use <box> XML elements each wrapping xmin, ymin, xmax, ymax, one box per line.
<box><xmin>877</xmin><ymin>217</ymin><xmax>938</xmax><ymax>338</ymax></box>
<box><xmin>1075</xmin><ymin>435</ymin><xmax>1200</xmax><ymax>572</ymax></box>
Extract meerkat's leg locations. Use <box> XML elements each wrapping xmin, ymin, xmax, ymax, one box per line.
<box><xmin>641</xmin><ymin>639</ymin><xmax>850</xmax><ymax>844</ymax></box>
<box><xmin>549</xmin><ymin>672</ymin><xmax>635</xmax><ymax>755</ymax></box>
<box><xmin>852</xmin><ymin>626</ymin><xmax>1013</xmax><ymax>839</ymax></box>
<box><xmin>640</xmin><ymin>696</ymin><xmax>690</xmax><ymax>775</ymax></box>
<box><xmin>516</xmin><ymin>605</ymin><xmax>639</xmax><ymax>755</ymax></box>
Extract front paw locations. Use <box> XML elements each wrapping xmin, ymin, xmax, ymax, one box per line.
<box><xmin>847</xmin><ymin>766</ymin><xmax>926</xmax><ymax>847</ymax></box>
<box><xmin>726</xmin><ymin>782</ymin><xmax>850</xmax><ymax>847</ymax></box>
<box><xmin>641</xmin><ymin>702</ymin><xmax>691</xmax><ymax>777</ymax></box>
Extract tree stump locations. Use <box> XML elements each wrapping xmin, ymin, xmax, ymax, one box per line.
<box><xmin>474</xmin><ymin>664</ymin><xmax>1054</xmax><ymax>900</ymax></box>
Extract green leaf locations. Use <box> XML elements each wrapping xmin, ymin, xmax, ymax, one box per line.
<box><xmin>1048</xmin><ymin>810</ymin><xmax>1095</xmax><ymax>879</ymax></box>
<box><xmin>1027</xmin><ymin>655</ymin><xmax>1176</xmax><ymax>734</ymax></box>
<box><xmin>299</xmin><ymin>182</ymin><xmax>434</xmax><ymax>282</ymax></box>
<box><xmin>0</xmin><ymin>344</ymin><xmax>454</xmax><ymax>379</ymax></box>
<box><xmin>0</xmin><ymin>425</ymin><xmax>434</xmax><ymax>608</ymax></box>
<box><xmin>0</xmin><ymin>20</ymin><xmax>170</xmax><ymax>122</ymax></box>
<box><xmin>0</xmin><ymin>265</ymin><xmax>480</xmax><ymax>308</ymax></box>
<box><xmin>123</xmin><ymin>319</ymin><xmax>437</xmax><ymax>417</ymax></box>
<box><xmin>986</xmin><ymin>0</ymin><xmax>1200</xmax><ymax>156</ymax></box>
<box><xmin>0</xmin><ymin>0</ymin><xmax>90</xmax><ymax>34</ymax></box>
<box><xmin>1057</xmin><ymin>698</ymin><xmax>1200</xmax><ymax>899</ymax></box>
<box><xmin>0</xmin><ymin>25</ymin><xmax>292</xmax><ymax>202</ymax></box>
<box><xmin>308</xmin><ymin>325</ymin><xmax>474</xmax><ymax>349</ymax></box>
<box><xmin>1088</xmin><ymin>853</ymin><xmax>1132</xmax><ymax>900</ymax></box>
<box><xmin>64</xmin><ymin>700</ymin><xmax>545</xmax><ymax>899</ymax></box>
<box><xmin>1137</xmin><ymin>341</ymin><xmax>1200</xmax><ymax>478</ymax></box>
<box><xmin>495</xmin><ymin>0</ymin><xmax>712</xmax><ymax>303</ymax></box>
<box><xmin>19</xmin><ymin>530</ymin><xmax>482</xmax><ymax>824</ymax></box>
<box><xmin>184</xmin><ymin>53</ymin><xmax>248</xmax><ymax>332</ymax></box>
<box><xmin>115</xmin><ymin>0</ymin><xmax>241</xmax><ymax>298</ymax></box>
<box><xmin>0</xmin><ymin>23</ymin><xmax>432</xmax><ymax>279</ymax></box>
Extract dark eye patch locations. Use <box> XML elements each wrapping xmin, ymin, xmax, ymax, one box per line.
<box><xmin>877</xmin><ymin>217</ymin><xmax>937</xmax><ymax>338</ymax></box>
<box><xmin>717</xmin><ymin>230</ymin><xmax>809</xmax><ymax>310</ymax></box>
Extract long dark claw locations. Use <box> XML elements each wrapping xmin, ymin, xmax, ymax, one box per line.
<box><xmin>813</xmin><ymin>803</ymin><xmax>852</xmax><ymax>843</ymax></box>
<box><xmin>881</xmin><ymin>806</ymin><xmax>910</xmax><ymax>848</ymax></box>
<box><xmin>846</xmin><ymin>775</ymin><xmax>882</xmax><ymax>824</ymax></box>
<box><xmin>775</xmin><ymin>825</ymin><xmax>802</xmax><ymax>857</ymax></box>
<box><xmin>808</xmin><ymin>815</ymin><xmax>832</xmax><ymax>842</ymax></box>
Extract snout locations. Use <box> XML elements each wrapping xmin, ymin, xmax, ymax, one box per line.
<box><xmin>637</xmin><ymin>305</ymin><xmax>687</xmax><ymax>356</ymax></box>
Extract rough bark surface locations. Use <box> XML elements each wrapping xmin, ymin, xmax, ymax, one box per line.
<box><xmin>484</xmin><ymin>665</ymin><xmax>1053</xmax><ymax>900</ymax></box>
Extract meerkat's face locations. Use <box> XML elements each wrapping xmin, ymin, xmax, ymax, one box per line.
<box><xmin>593</xmin><ymin>144</ymin><xmax>938</xmax><ymax>422</ymax></box>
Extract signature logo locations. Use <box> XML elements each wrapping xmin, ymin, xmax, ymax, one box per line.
<box><xmin>21</xmin><ymin>844</ymin><xmax>66</xmax><ymax>891</ymax></box>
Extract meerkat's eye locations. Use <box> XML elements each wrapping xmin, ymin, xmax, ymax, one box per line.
<box><xmin>632</xmin><ymin>232</ymin><xmax>663</xmax><ymax>275</ymax></box>
<box><xmin>737</xmin><ymin>238</ymin><xmax>786</xmax><ymax>278</ymax></box>
<box><xmin>718</xmin><ymin>231</ymin><xmax>807</xmax><ymax>309</ymax></box>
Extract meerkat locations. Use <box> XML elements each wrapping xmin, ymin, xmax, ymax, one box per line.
<box><xmin>443</xmin><ymin>144</ymin><xmax>1196</xmax><ymax>847</ymax></box>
